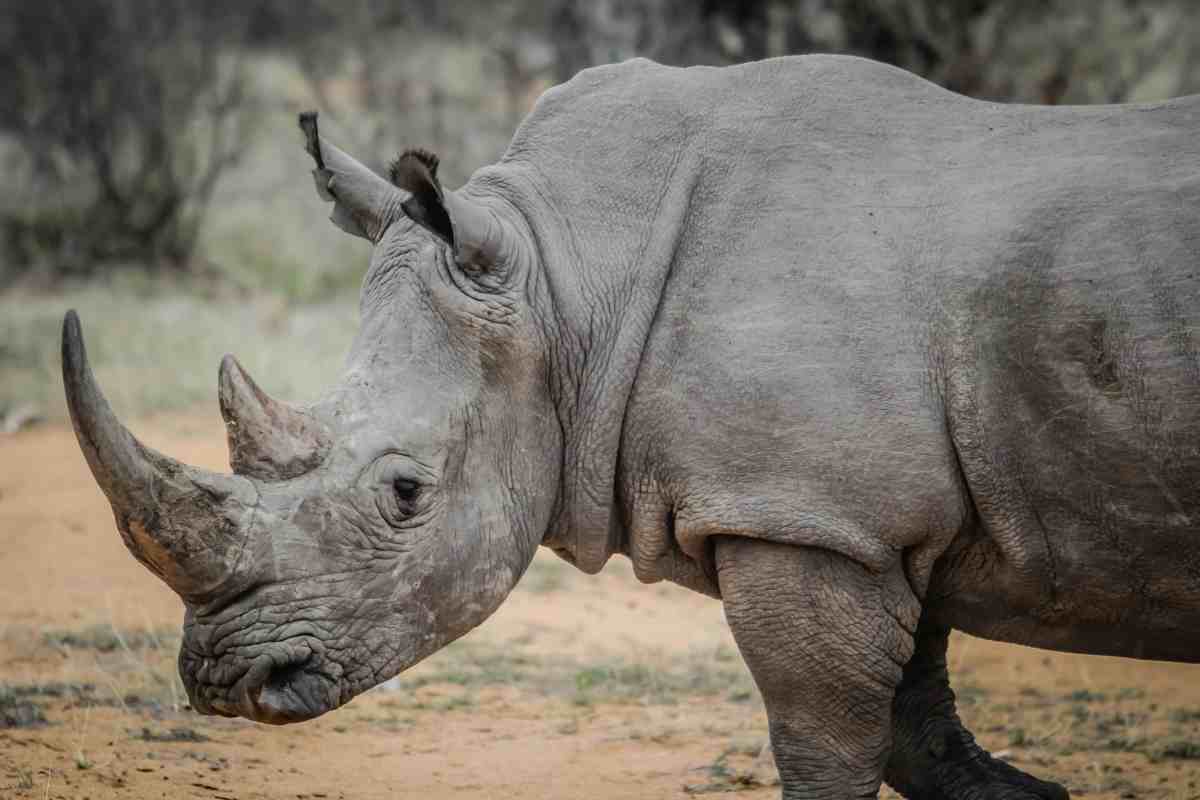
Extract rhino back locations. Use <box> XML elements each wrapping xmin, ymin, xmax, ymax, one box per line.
<box><xmin>585</xmin><ymin>57</ymin><xmax>1200</xmax><ymax>656</ymax></box>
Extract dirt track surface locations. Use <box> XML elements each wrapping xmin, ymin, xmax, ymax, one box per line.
<box><xmin>2</xmin><ymin>412</ymin><xmax>1200</xmax><ymax>799</ymax></box>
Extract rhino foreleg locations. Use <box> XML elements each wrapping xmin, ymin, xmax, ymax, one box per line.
<box><xmin>716</xmin><ymin>537</ymin><xmax>920</xmax><ymax>799</ymax></box>
<box><xmin>884</xmin><ymin>622</ymin><xmax>1069</xmax><ymax>800</ymax></box>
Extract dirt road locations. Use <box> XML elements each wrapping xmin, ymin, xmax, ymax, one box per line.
<box><xmin>2</xmin><ymin>412</ymin><xmax>1199</xmax><ymax>798</ymax></box>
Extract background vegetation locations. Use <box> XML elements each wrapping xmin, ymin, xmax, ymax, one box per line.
<box><xmin>2</xmin><ymin>0</ymin><xmax>1198</xmax><ymax>425</ymax></box>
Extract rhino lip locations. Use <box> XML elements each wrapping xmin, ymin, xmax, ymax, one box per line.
<box><xmin>244</xmin><ymin>654</ymin><xmax>340</xmax><ymax>725</ymax></box>
<box><xmin>188</xmin><ymin>650</ymin><xmax>339</xmax><ymax>725</ymax></box>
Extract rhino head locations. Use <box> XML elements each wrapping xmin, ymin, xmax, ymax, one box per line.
<box><xmin>61</xmin><ymin>113</ymin><xmax>562</xmax><ymax>724</ymax></box>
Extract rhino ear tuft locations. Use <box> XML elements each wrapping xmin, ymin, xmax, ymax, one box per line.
<box><xmin>389</xmin><ymin>148</ymin><xmax>440</xmax><ymax>184</ymax></box>
<box><xmin>390</xmin><ymin>149</ymin><xmax>455</xmax><ymax>247</ymax></box>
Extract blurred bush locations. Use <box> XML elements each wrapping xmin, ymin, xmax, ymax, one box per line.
<box><xmin>548</xmin><ymin>0</ymin><xmax>1199</xmax><ymax>102</ymax></box>
<box><xmin>1</xmin><ymin>0</ymin><xmax>1197</xmax><ymax>288</ymax></box>
<box><xmin>0</xmin><ymin>0</ymin><xmax>251</xmax><ymax>285</ymax></box>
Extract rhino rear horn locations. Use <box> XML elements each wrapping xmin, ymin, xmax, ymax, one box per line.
<box><xmin>62</xmin><ymin>311</ymin><xmax>257</xmax><ymax>602</ymax></box>
<box><xmin>218</xmin><ymin>355</ymin><xmax>330</xmax><ymax>480</ymax></box>
<box><xmin>299</xmin><ymin>111</ymin><xmax>404</xmax><ymax>242</ymax></box>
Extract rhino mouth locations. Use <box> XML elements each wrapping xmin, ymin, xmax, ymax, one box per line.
<box><xmin>187</xmin><ymin>647</ymin><xmax>342</xmax><ymax>725</ymax></box>
<box><xmin>249</xmin><ymin>657</ymin><xmax>341</xmax><ymax>724</ymax></box>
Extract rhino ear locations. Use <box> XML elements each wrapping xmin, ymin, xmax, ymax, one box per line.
<box><xmin>389</xmin><ymin>150</ymin><xmax>455</xmax><ymax>246</ymax></box>
<box><xmin>389</xmin><ymin>151</ymin><xmax>507</xmax><ymax>273</ymax></box>
<box><xmin>299</xmin><ymin>111</ymin><xmax>403</xmax><ymax>242</ymax></box>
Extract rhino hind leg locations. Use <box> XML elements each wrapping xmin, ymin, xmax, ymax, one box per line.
<box><xmin>884</xmin><ymin>622</ymin><xmax>1069</xmax><ymax>800</ymax></box>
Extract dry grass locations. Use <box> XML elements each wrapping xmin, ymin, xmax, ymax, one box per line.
<box><xmin>0</xmin><ymin>283</ymin><xmax>358</xmax><ymax>422</ymax></box>
<box><xmin>372</xmin><ymin>634</ymin><xmax>758</xmax><ymax>711</ymax></box>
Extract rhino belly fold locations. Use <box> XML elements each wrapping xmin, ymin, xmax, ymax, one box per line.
<box><xmin>929</xmin><ymin>519</ymin><xmax>1200</xmax><ymax>664</ymax></box>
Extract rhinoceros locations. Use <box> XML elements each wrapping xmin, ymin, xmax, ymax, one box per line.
<box><xmin>61</xmin><ymin>54</ymin><xmax>1200</xmax><ymax>799</ymax></box>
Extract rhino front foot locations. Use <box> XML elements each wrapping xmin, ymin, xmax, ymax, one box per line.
<box><xmin>884</xmin><ymin>622</ymin><xmax>1069</xmax><ymax>800</ymax></box>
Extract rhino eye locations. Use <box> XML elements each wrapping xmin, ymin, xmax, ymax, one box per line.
<box><xmin>364</xmin><ymin>455</ymin><xmax>432</xmax><ymax>527</ymax></box>
<box><xmin>377</xmin><ymin>475</ymin><xmax>425</xmax><ymax>527</ymax></box>
<box><xmin>393</xmin><ymin>477</ymin><xmax>421</xmax><ymax>511</ymax></box>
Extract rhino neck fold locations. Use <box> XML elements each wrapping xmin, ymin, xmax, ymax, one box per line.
<box><xmin>481</xmin><ymin>61</ymin><xmax>708</xmax><ymax>573</ymax></box>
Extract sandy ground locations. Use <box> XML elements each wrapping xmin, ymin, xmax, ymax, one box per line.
<box><xmin>2</xmin><ymin>411</ymin><xmax>1200</xmax><ymax>799</ymax></box>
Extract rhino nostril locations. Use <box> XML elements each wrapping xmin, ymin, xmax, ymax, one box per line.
<box><xmin>265</xmin><ymin>659</ymin><xmax>310</xmax><ymax>693</ymax></box>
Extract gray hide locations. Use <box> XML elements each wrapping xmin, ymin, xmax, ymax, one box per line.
<box><xmin>64</xmin><ymin>56</ymin><xmax>1200</xmax><ymax>799</ymax></box>
<box><xmin>512</xmin><ymin>57</ymin><xmax>1200</xmax><ymax>660</ymax></box>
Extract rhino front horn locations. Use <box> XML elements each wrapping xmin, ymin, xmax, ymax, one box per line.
<box><xmin>218</xmin><ymin>355</ymin><xmax>329</xmax><ymax>480</ymax></box>
<box><xmin>62</xmin><ymin>311</ymin><xmax>257</xmax><ymax>601</ymax></box>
